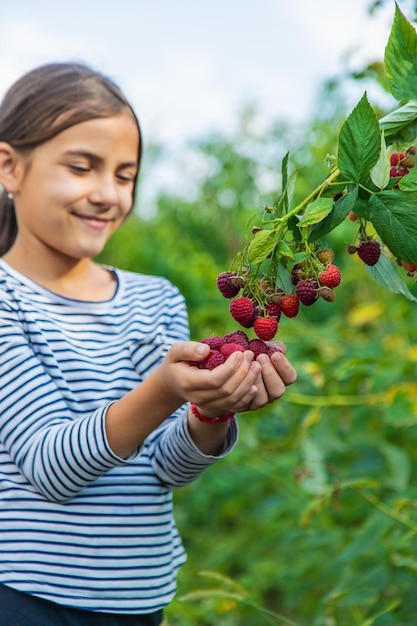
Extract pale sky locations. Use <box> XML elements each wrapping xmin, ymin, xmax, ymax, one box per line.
<box><xmin>0</xmin><ymin>0</ymin><xmax>412</xmax><ymax>148</ymax></box>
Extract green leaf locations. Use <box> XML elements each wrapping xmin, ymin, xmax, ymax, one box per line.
<box><xmin>297</xmin><ymin>197</ymin><xmax>334</xmax><ymax>227</ymax></box>
<box><xmin>275</xmin><ymin>240</ymin><xmax>294</xmax><ymax>259</ymax></box>
<box><xmin>379</xmin><ymin>101</ymin><xmax>417</xmax><ymax>142</ymax></box>
<box><xmin>370</xmin><ymin>132</ymin><xmax>390</xmax><ymax>190</ymax></box>
<box><xmin>368</xmin><ymin>191</ymin><xmax>417</xmax><ymax>262</ymax></box>
<box><xmin>398</xmin><ymin>168</ymin><xmax>417</xmax><ymax>190</ymax></box>
<box><xmin>338</xmin><ymin>94</ymin><xmax>381</xmax><ymax>182</ymax></box>
<box><xmin>385</xmin><ymin>4</ymin><xmax>417</xmax><ymax>101</ymax></box>
<box><xmin>247</xmin><ymin>229</ymin><xmax>276</xmax><ymax>264</ymax></box>
<box><xmin>381</xmin><ymin>443</ymin><xmax>411</xmax><ymax>491</ymax></box>
<box><xmin>365</xmin><ymin>246</ymin><xmax>417</xmax><ymax>302</ymax></box>
<box><xmin>309</xmin><ymin>186</ymin><xmax>358</xmax><ymax>241</ymax></box>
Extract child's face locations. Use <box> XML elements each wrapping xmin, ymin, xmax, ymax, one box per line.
<box><xmin>12</xmin><ymin>111</ymin><xmax>139</xmax><ymax>262</ymax></box>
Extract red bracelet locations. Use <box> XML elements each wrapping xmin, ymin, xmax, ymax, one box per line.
<box><xmin>190</xmin><ymin>404</ymin><xmax>236</xmax><ymax>424</ymax></box>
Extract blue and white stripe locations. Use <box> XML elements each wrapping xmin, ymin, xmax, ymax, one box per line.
<box><xmin>0</xmin><ymin>259</ymin><xmax>237</xmax><ymax>614</ymax></box>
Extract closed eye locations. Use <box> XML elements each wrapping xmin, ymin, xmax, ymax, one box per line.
<box><xmin>117</xmin><ymin>173</ymin><xmax>136</xmax><ymax>183</ymax></box>
<box><xmin>69</xmin><ymin>164</ymin><xmax>90</xmax><ymax>173</ymax></box>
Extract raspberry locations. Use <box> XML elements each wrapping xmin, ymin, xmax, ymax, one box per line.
<box><xmin>198</xmin><ymin>350</ymin><xmax>225</xmax><ymax>370</ymax></box>
<box><xmin>201</xmin><ymin>335</ymin><xmax>225</xmax><ymax>350</ymax></box>
<box><xmin>357</xmin><ymin>241</ymin><xmax>381</xmax><ymax>266</ymax></box>
<box><xmin>291</xmin><ymin>264</ymin><xmax>306</xmax><ymax>285</ymax></box>
<box><xmin>248</xmin><ymin>338</ymin><xmax>269</xmax><ymax>357</ymax></box>
<box><xmin>295</xmin><ymin>280</ymin><xmax>318</xmax><ymax>306</ymax></box>
<box><xmin>216</xmin><ymin>272</ymin><xmax>241</xmax><ymax>299</ymax></box>
<box><xmin>317</xmin><ymin>286</ymin><xmax>336</xmax><ymax>302</ymax></box>
<box><xmin>265</xmin><ymin>302</ymin><xmax>281</xmax><ymax>320</ymax></box>
<box><xmin>390</xmin><ymin>152</ymin><xmax>404</xmax><ymax>166</ymax></box>
<box><xmin>229</xmin><ymin>297</ymin><xmax>255</xmax><ymax>327</ymax></box>
<box><xmin>279</xmin><ymin>294</ymin><xmax>299</xmax><ymax>318</ymax></box>
<box><xmin>318</xmin><ymin>264</ymin><xmax>341</xmax><ymax>288</ymax></box>
<box><xmin>253</xmin><ymin>316</ymin><xmax>278</xmax><ymax>341</ymax></box>
<box><xmin>267</xmin><ymin>344</ymin><xmax>284</xmax><ymax>357</ymax></box>
<box><xmin>220</xmin><ymin>343</ymin><xmax>245</xmax><ymax>358</ymax></box>
<box><xmin>401</xmin><ymin>155</ymin><xmax>415</xmax><ymax>168</ymax></box>
<box><xmin>390</xmin><ymin>166</ymin><xmax>409</xmax><ymax>178</ymax></box>
<box><xmin>223</xmin><ymin>330</ymin><xmax>249</xmax><ymax>349</ymax></box>
<box><xmin>316</xmin><ymin>249</ymin><xmax>335</xmax><ymax>265</ymax></box>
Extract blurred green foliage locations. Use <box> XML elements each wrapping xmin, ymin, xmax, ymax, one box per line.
<box><xmin>98</xmin><ymin>72</ymin><xmax>417</xmax><ymax>625</ymax></box>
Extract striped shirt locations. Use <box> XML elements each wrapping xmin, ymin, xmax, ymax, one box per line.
<box><xmin>0</xmin><ymin>259</ymin><xmax>237</xmax><ymax>614</ymax></box>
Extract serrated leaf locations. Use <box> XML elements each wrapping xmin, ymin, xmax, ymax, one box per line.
<box><xmin>247</xmin><ymin>229</ymin><xmax>276</xmax><ymax>264</ymax></box>
<box><xmin>298</xmin><ymin>197</ymin><xmax>334</xmax><ymax>227</ymax></box>
<box><xmin>309</xmin><ymin>186</ymin><xmax>358</xmax><ymax>241</ymax></box>
<box><xmin>370</xmin><ymin>131</ymin><xmax>390</xmax><ymax>190</ymax></box>
<box><xmin>338</xmin><ymin>94</ymin><xmax>381</xmax><ymax>182</ymax></box>
<box><xmin>385</xmin><ymin>4</ymin><xmax>417</xmax><ymax>101</ymax></box>
<box><xmin>368</xmin><ymin>191</ymin><xmax>417</xmax><ymax>262</ymax></box>
<box><xmin>365</xmin><ymin>246</ymin><xmax>417</xmax><ymax>302</ymax></box>
<box><xmin>379</xmin><ymin>101</ymin><xmax>417</xmax><ymax>142</ymax></box>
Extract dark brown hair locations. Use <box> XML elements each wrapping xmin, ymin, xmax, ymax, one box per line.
<box><xmin>0</xmin><ymin>62</ymin><xmax>142</xmax><ymax>256</ymax></box>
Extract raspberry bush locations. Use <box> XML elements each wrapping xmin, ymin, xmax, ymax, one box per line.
<box><xmin>215</xmin><ymin>5</ymin><xmax>417</xmax><ymax>340</ymax></box>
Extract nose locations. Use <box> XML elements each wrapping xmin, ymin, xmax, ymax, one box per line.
<box><xmin>88</xmin><ymin>173</ymin><xmax>119</xmax><ymax>208</ymax></box>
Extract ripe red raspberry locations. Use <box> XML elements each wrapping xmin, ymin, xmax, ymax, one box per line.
<box><xmin>216</xmin><ymin>272</ymin><xmax>241</xmax><ymax>299</ymax></box>
<box><xmin>318</xmin><ymin>264</ymin><xmax>341</xmax><ymax>288</ymax></box>
<box><xmin>253</xmin><ymin>316</ymin><xmax>278</xmax><ymax>341</ymax></box>
<box><xmin>265</xmin><ymin>302</ymin><xmax>281</xmax><ymax>320</ymax></box>
<box><xmin>201</xmin><ymin>335</ymin><xmax>225</xmax><ymax>350</ymax></box>
<box><xmin>223</xmin><ymin>330</ymin><xmax>249</xmax><ymax>349</ymax></box>
<box><xmin>267</xmin><ymin>344</ymin><xmax>284</xmax><ymax>357</ymax></box>
<box><xmin>220</xmin><ymin>343</ymin><xmax>245</xmax><ymax>358</ymax></box>
<box><xmin>197</xmin><ymin>350</ymin><xmax>225</xmax><ymax>370</ymax></box>
<box><xmin>279</xmin><ymin>294</ymin><xmax>299</xmax><ymax>318</ymax></box>
<box><xmin>390</xmin><ymin>166</ymin><xmax>409</xmax><ymax>178</ymax></box>
<box><xmin>248</xmin><ymin>338</ymin><xmax>269</xmax><ymax>357</ymax></box>
<box><xmin>229</xmin><ymin>297</ymin><xmax>255</xmax><ymax>327</ymax></box>
<box><xmin>357</xmin><ymin>241</ymin><xmax>381</xmax><ymax>266</ymax></box>
<box><xmin>390</xmin><ymin>152</ymin><xmax>404</xmax><ymax>166</ymax></box>
<box><xmin>295</xmin><ymin>280</ymin><xmax>318</xmax><ymax>306</ymax></box>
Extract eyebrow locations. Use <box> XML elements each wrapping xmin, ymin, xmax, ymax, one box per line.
<box><xmin>64</xmin><ymin>150</ymin><xmax>138</xmax><ymax>169</ymax></box>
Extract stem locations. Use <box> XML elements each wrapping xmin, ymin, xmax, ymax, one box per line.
<box><xmin>284</xmin><ymin>391</ymin><xmax>385</xmax><ymax>407</ymax></box>
<box><xmin>274</xmin><ymin>168</ymin><xmax>341</xmax><ymax>226</ymax></box>
<box><xmin>354</xmin><ymin>488</ymin><xmax>417</xmax><ymax>533</ymax></box>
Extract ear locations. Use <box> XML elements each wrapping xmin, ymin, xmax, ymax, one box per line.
<box><xmin>0</xmin><ymin>142</ymin><xmax>26</xmax><ymax>194</ymax></box>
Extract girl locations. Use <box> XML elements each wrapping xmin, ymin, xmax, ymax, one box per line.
<box><xmin>0</xmin><ymin>62</ymin><xmax>296</xmax><ymax>625</ymax></box>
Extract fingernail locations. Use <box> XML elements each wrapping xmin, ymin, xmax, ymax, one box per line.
<box><xmin>196</xmin><ymin>344</ymin><xmax>207</xmax><ymax>356</ymax></box>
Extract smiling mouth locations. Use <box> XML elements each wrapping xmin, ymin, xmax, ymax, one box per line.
<box><xmin>72</xmin><ymin>213</ymin><xmax>113</xmax><ymax>231</ymax></box>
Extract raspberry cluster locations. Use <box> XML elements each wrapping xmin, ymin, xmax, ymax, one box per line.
<box><xmin>389</xmin><ymin>146</ymin><xmax>415</xmax><ymax>180</ymax></box>
<box><xmin>214</xmin><ymin>143</ymin><xmax>416</xmax><ymax>339</ymax></box>
<box><xmin>217</xmin><ymin>248</ymin><xmax>342</xmax><ymax>339</ymax></box>
<box><xmin>190</xmin><ymin>330</ymin><xmax>282</xmax><ymax>370</ymax></box>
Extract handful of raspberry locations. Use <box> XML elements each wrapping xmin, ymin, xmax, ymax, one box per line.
<box><xmin>190</xmin><ymin>330</ymin><xmax>282</xmax><ymax>370</ymax></box>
